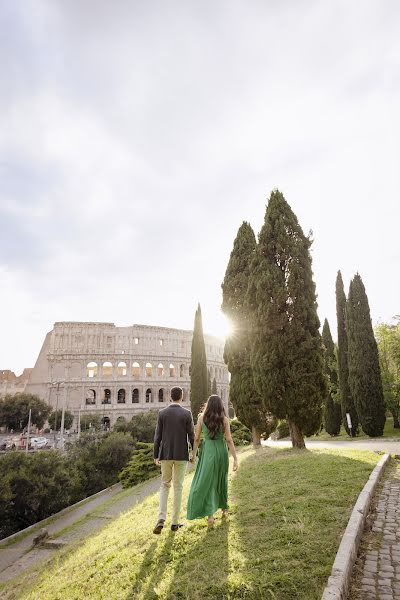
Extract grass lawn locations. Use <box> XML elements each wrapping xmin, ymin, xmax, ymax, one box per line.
<box><xmin>308</xmin><ymin>416</ymin><xmax>400</xmax><ymax>441</ymax></box>
<box><xmin>3</xmin><ymin>447</ymin><xmax>382</xmax><ymax>600</ymax></box>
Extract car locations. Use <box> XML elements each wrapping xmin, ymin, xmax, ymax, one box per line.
<box><xmin>30</xmin><ymin>437</ymin><xmax>49</xmax><ymax>449</ymax></box>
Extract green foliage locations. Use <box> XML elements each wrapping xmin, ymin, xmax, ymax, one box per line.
<box><xmin>229</xmin><ymin>419</ymin><xmax>252</xmax><ymax>445</ymax></box>
<box><xmin>118</xmin><ymin>442</ymin><xmax>158</xmax><ymax>488</ymax></box>
<box><xmin>222</xmin><ymin>221</ymin><xmax>274</xmax><ymax>440</ymax></box>
<box><xmin>48</xmin><ymin>410</ymin><xmax>74</xmax><ymax>431</ymax></box>
<box><xmin>346</xmin><ymin>273</ymin><xmax>386</xmax><ymax>437</ymax></box>
<box><xmin>190</xmin><ymin>303</ymin><xmax>208</xmax><ymax>420</ymax></box>
<box><xmin>129</xmin><ymin>410</ymin><xmax>159</xmax><ymax>443</ymax></box>
<box><xmin>79</xmin><ymin>414</ymin><xmax>102</xmax><ymax>431</ymax></box>
<box><xmin>322</xmin><ymin>319</ymin><xmax>342</xmax><ymax>436</ymax></box>
<box><xmin>247</xmin><ymin>190</ymin><xmax>326</xmax><ymax>447</ymax></box>
<box><xmin>67</xmin><ymin>432</ymin><xmax>135</xmax><ymax>496</ymax></box>
<box><xmin>274</xmin><ymin>419</ymin><xmax>290</xmax><ymax>439</ymax></box>
<box><xmin>0</xmin><ymin>451</ymin><xmax>80</xmax><ymax>539</ymax></box>
<box><xmin>375</xmin><ymin>321</ymin><xmax>400</xmax><ymax>427</ymax></box>
<box><xmin>336</xmin><ymin>271</ymin><xmax>359</xmax><ymax>435</ymax></box>
<box><xmin>0</xmin><ymin>394</ymin><xmax>51</xmax><ymax>431</ymax></box>
<box><xmin>211</xmin><ymin>377</ymin><xmax>217</xmax><ymax>395</ymax></box>
<box><xmin>113</xmin><ymin>416</ymin><xmax>128</xmax><ymax>432</ymax></box>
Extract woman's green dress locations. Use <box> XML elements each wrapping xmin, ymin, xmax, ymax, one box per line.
<box><xmin>187</xmin><ymin>422</ymin><xmax>229</xmax><ymax>519</ymax></box>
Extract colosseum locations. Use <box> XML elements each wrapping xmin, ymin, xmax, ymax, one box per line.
<box><xmin>19</xmin><ymin>321</ymin><xmax>229</xmax><ymax>428</ymax></box>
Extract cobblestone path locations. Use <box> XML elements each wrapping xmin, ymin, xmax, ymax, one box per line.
<box><xmin>351</xmin><ymin>460</ymin><xmax>400</xmax><ymax>600</ymax></box>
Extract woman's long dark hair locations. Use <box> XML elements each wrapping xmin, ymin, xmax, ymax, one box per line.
<box><xmin>203</xmin><ymin>395</ymin><xmax>226</xmax><ymax>439</ymax></box>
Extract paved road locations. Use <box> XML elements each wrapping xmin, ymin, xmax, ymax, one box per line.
<box><xmin>264</xmin><ymin>438</ymin><xmax>400</xmax><ymax>454</ymax></box>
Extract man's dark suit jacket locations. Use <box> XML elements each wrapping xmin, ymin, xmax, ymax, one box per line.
<box><xmin>153</xmin><ymin>403</ymin><xmax>195</xmax><ymax>461</ymax></box>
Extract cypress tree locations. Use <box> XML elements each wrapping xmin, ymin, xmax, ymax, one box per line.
<box><xmin>321</xmin><ymin>319</ymin><xmax>342</xmax><ymax>436</ymax></box>
<box><xmin>211</xmin><ymin>377</ymin><xmax>217</xmax><ymax>395</ymax></box>
<box><xmin>190</xmin><ymin>304</ymin><xmax>208</xmax><ymax>420</ymax></box>
<box><xmin>222</xmin><ymin>222</ymin><xmax>276</xmax><ymax>444</ymax></box>
<box><xmin>247</xmin><ymin>190</ymin><xmax>326</xmax><ymax>448</ymax></box>
<box><xmin>335</xmin><ymin>271</ymin><xmax>359</xmax><ymax>435</ymax></box>
<box><xmin>346</xmin><ymin>273</ymin><xmax>386</xmax><ymax>436</ymax></box>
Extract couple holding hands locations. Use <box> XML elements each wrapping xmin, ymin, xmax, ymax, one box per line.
<box><xmin>153</xmin><ymin>386</ymin><xmax>238</xmax><ymax>533</ymax></box>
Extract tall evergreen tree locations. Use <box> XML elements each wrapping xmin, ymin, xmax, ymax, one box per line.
<box><xmin>346</xmin><ymin>274</ymin><xmax>386</xmax><ymax>436</ymax></box>
<box><xmin>190</xmin><ymin>304</ymin><xmax>208</xmax><ymax>420</ymax></box>
<box><xmin>336</xmin><ymin>271</ymin><xmax>359</xmax><ymax>435</ymax></box>
<box><xmin>247</xmin><ymin>190</ymin><xmax>326</xmax><ymax>448</ymax></box>
<box><xmin>222</xmin><ymin>222</ymin><xmax>276</xmax><ymax>444</ymax></box>
<box><xmin>211</xmin><ymin>377</ymin><xmax>218</xmax><ymax>395</ymax></box>
<box><xmin>321</xmin><ymin>319</ymin><xmax>342</xmax><ymax>436</ymax></box>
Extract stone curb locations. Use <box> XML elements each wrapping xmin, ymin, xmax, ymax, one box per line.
<box><xmin>0</xmin><ymin>482</ymin><xmax>122</xmax><ymax>548</ymax></box>
<box><xmin>321</xmin><ymin>452</ymin><xmax>391</xmax><ymax>600</ymax></box>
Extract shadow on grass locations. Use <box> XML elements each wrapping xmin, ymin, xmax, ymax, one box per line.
<box><xmin>228</xmin><ymin>447</ymin><xmax>379</xmax><ymax>600</ymax></box>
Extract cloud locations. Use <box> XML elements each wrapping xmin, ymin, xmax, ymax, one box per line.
<box><xmin>1</xmin><ymin>0</ymin><xmax>400</xmax><ymax>372</ymax></box>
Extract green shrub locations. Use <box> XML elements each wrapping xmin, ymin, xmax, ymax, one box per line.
<box><xmin>273</xmin><ymin>420</ymin><xmax>290</xmax><ymax>440</ymax></box>
<box><xmin>129</xmin><ymin>410</ymin><xmax>159</xmax><ymax>443</ymax></box>
<box><xmin>119</xmin><ymin>442</ymin><xmax>159</xmax><ymax>488</ymax></box>
<box><xmin>230</xmin><ymin>420</ymin><xmax>252</xmax><ymax>445</ymax></box>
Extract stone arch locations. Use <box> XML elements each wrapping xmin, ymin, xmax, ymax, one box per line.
<box><xmin>169</xmin><ymin>363</ymin><xmax>175</xmax><ymax>377</ymax></box>
<box><xmin>103</xmin><ymin>362</ymin><xmax>113</xmax><ymax>378</ymax></box>
<box><xmin>117</xmin><ymin>388</ymin><xmax>126</xmax><ymax>403</ymax></box>
<box><xmin>86</xmin><ymin>362</ymin><xmax>98</xmax><ymax>378</ymax></box>
<box><xmin>158</xmin><ymin>388</ymin><xmax>164</xmax><ymax>402</ymax></box>
<box><xmin>132</xmin><ymin>388</ymin><xmax>139</xmax><ymax>403</ymax></box>
<box><xmin>180</xmin><ymin>364</ymin><xmax>185</xmax><ymax>378</ymax></box>
<box><xmin>146</xmin><ymin>388</ymin><xmax>152</xmax><ymax>403</ymax></box>
<box><xmin>102</xmin><ymin>388</ymin><xmax>111</xmax><ymax>404</ymax></box>
<box><xmin>86</xmin><ymin>389</ymin><xmax>96</xmax><ymax>405</ymax></box>
<box><xmin>157</xmin><ymin>363</ymin><xmax>164</xmax><ymax>377</ymax></box>
<box><xmin>132</xmin><ymin>362</ymin><xmax>140</xmax><ymax>377</ymax></box>
<box><xmin>146</xmin><ymin>363</ymin><xmax>153</xmax><ymax>377</ymax></box>
<box><xmin>117</xmin><ymin>362</ymin><xmax>127</xmax><ymax>377</ymax></box>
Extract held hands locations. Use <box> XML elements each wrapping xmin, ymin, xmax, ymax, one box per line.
<box><xmin>189</xmin><ymin>452</ymin><xmax>194</xmax><ymax>463</ymax></box>
<box><xmin>154</xmin><ymin>459</ymin><xmax>161</xmax><ymax>467</ymax></box>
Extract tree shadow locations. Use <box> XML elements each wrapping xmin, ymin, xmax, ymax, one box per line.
<box><xmin>161</xmin><ymin>517</ymin><xmax>230</xmax><ymax>600</ymax></box>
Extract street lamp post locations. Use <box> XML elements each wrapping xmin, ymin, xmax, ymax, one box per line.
<box><xmin>51</xmin><ymin>381</ymin><xmax>65</xmax><ymax>448</ymax></box>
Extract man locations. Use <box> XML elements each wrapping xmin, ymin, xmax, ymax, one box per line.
<box><xmin>153</xmin><ymin>386</ymin><xmax>195</xmax><ymax>533</ymax></box>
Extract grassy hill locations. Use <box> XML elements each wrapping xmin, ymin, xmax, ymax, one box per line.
<box><xmin>3</xmin><ymin>447</ymin><xmax>381</xmax><ymax>600</ymax></box>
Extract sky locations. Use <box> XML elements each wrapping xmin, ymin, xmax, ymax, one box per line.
<box><xmin>1</xmin><ymin>1</ymin><xmax>400</xmax><ymax>375</ymax></box>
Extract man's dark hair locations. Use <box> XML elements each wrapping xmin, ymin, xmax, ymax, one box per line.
<box><xmin>171</xmin><ymin>387</ymin><xmax>183</xmax><ymax>402</ymax></box>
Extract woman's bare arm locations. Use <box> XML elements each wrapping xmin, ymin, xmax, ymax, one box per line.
<box><xmin>190</xmin><ymin>415</ymin><xmax>203</xmax><ymax>462</ymax></box>
<box><xmin>224</xmin><ymin>417</ymin><xmax>238</xmax><ymax>470</ymax></box>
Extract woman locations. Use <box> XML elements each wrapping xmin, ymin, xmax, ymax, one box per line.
<box><xmin>187</xmin><ymin>395</ymin><xmax>238</xmax><ymax>525</ymax></box>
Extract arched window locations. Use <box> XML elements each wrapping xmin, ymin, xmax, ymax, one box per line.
<box><xmin>117</xmin><ymin>389</ymin><xmax>126</xmax><ymax>403</ymax></box>
<box><xmin>146</xmin><ymin>363</ymin><xmax>153</xmax><ymax>377</ymax></box>
<box><xmin>158</xmin><ymin>363</ymin><xmax>164</xmax><ymax>377</ymax></box>
<box><xmin>103</xmin><ymin>362</ymin><xmax>113</xmax><ymax>378</ymax></box>
<box><xmin>180</xmin><ymin>364</ymin><xmax>185</xmax><ymax>378</ymax></box>
<box><xmin>169</xmin><ymin>363</ymin><xmax>175</xmax><ymax>377</ymax></box>
<box><xmin>146</xmin><ymin>388</ymin><xmax>152</xmax><ymax>403</ymax></box>
<box><xmin>117</xmin><ymin>362</ymin><xmax>127</xmax><ymax>377</ymax></box>
<box><xmin>158</xmin><ymin>388</ymin><xmax>164</xmax><ymax>402</ymax></box>
<box><xmin>102</xmin><ymin>389</ymin><xmax>111</xmax><ymax>404</ymax></box>
<box><xmin>132</xmin><ymin>388</ymin><xmax>139</xmax><ymax>403</ymax></box>
<box><xmin>86</xmin><ymin>362</ymin><xmax>98</xmax><ymax>378</ymax></box>
<box><xmin>132</xmin><ymin>362</ymin><xmax>140</xmax><ymax>377</ymax></box>
<box><xmin>85</xmin><ymin>389</ymin><xmax>96</xmax><ymax>405</ymax></box>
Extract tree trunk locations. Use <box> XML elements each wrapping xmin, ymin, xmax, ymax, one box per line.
<box><xmin>288</xmin><ymin>419</ymin><xmax>306</xmax><ymax>449</ymax></box>
<box><xmin>251</xmin><ymin>425</ymin><xmax>261</xmax><ymax>446</ymax></box>
<box><xmin>393</xmin><ymin>413</ymin><xmax>400</xmax><ymax>429</ymax></box>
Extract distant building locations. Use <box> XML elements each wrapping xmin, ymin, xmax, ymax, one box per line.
<box><xmin>12</xmin><ymin>322</ymin><xmax>229</xmax><ymax>428</ymax></box>
<box><xmin>0</xmin><ymin>369</ymin><xmax>33</xmax><ymax>397</ymax></box>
